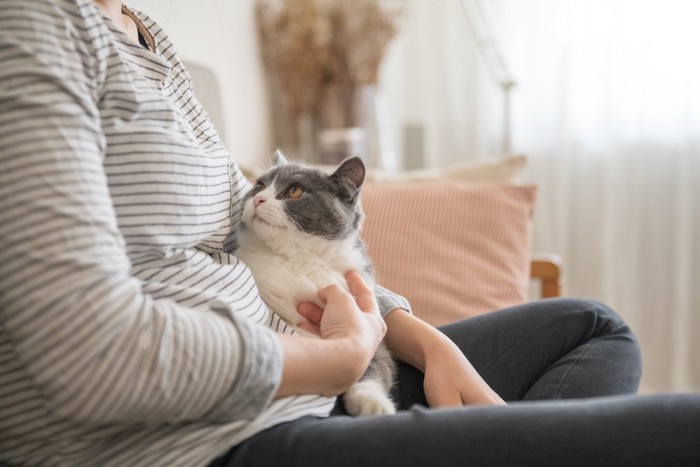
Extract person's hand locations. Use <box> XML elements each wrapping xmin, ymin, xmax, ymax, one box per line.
<box><xmin>383</xmin><ymin>308</ymin><xmax>506</xmax><ymax>408</ymax></box>
<box><xmin>296</xmin><ymin>300</ymin><xmax>323</xmax><ymax>336</ymax></box>
<box><xmin>297</xmin><ymin>271</ymin><xmax>386</xmax><ymax>363</ymax></box>
<box><xmin>275</xmin><ymin>272</ymin><xmax>387</xmax><ymax>399</ymax></box>
<box><xmin>422</xmin><ymin>339</ymin><xmax>507</xmax><ymax>407</ymax></box>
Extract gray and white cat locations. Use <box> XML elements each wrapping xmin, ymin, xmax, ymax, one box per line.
<box><xmin>233</xmin><ymin>151</ymin><xmax>396</xmax><ymax>416</ymax></box>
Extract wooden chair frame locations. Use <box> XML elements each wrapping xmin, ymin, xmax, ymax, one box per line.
<box><xmin>530</xmin><ymin>254</ymin><xmax>563</xmax><ymax>298</ymax></box>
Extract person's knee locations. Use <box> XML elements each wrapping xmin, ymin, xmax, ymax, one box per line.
<box><xmin>546</xmin><ymin>298</ymin><xmax>624</xmax><ymax>328</ymax></box>
<box><xmin>548</xmin><ymin>298</ymin><xmax>642</xmax><ymax>392</ymax></box>
<box><xmin>574</xmin><ymin>299</ymin><xmax>642</xmax><ymax>375</ymax></box>
<box><xmin>578</xmin><ymin>299</ymin><xmax>632</xmax><ymax>339</ymax></box>
<box><xmin>545</xmin><ymin>298</ymin><xmax>640</xmax><ymax>351</ymax></box>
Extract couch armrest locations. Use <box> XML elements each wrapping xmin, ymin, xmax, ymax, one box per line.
<box><xmin>530</xmin><ymin>254</ymin><xmax>563</xmax><ymax>298</ymax></box>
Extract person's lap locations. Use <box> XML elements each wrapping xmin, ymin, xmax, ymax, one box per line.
<box><xmin>211</xmin><ymin>299</ymin><xmax>700</xmax><ymax>466</ymax></box>
<box><xmin>219</xmin><ymin>394</ymin><xmax>700</xmax><ymax>466</ymax></box>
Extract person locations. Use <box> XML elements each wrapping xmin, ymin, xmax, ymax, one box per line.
<box><xmin>0</xmin><ymin>1</ymin><xmax>698</xmax><ymax>466</ymax></box>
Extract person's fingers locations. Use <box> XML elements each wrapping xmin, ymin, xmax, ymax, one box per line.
<box><xmin>436</xmin><ymin>395</ymin><xmax>463</xmax><ymax>408</ymax></box>
<box><xmin>297</xmin><ymin>322</ymin><xmax>321</xmax><ymax>337</ymax></box>
<box><xmin>345</xmin><ymin>271</ymin><xmax>376</xmax><ymax>312</ymax></box>
<box><xmin>427</xmin><ymin>388</ymin><xmax>463</xmax><ymax>408</ymax></box>
<box><xmin>297</xmin><ymin>302</ymin><xmax>324</xmax><ymax>325</ymax></box>
<box><xmin>317</xmin><ymin>283</ymin><xmax>350</xmax><ymax>306</ymax></box>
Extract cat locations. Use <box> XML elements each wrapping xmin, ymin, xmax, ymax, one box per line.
<box><xmin>232</xmin><ymin>151</ymin><xmax>396</xmax><ymax>416</ymax></box>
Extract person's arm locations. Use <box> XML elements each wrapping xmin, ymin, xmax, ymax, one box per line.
<box><xmin>298</xmin><ymin>295</ymin><xmax>505</xmax><ymax>407</ymax></box>
<box><xmin>374</xmin><ymin>283</ymin><xmax>413</xmax><ymax>317</ymax></box>
<box><xmin>0</xmin><ymin>2</ymin><xmax>274</xmax><ymax>425</ymax></box>
<box><xmin>384</xmin><ymin>310</ymin><xmax>506</xmax><ymax>407</ymax></box>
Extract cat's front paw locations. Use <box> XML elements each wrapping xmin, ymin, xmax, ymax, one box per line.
<box><xmin>343</xmin><ymin>380</ymin><xmax>396</xmax><ymax>416</ymax></box>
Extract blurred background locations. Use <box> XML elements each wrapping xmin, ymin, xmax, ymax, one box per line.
<box><xmin>129</xmin><ymin>0</ymin><xmax>700</xmax><ymax>394</ymax></box>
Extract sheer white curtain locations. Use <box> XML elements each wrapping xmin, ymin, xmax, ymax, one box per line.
<box><xmin>384</xmin><ymin>0</ymin><xmax>700</xmax><ymax>393</ymax></box>
<box><xmin>381</xmin><ymin>0</ymin><xmax>503</xmax><ymax>169</ymax></box>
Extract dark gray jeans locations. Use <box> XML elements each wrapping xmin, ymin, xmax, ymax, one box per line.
<box><xmin>211</xmin><ymin>299</ymin><xmax>700</xmax><ymax>466</ymax></box>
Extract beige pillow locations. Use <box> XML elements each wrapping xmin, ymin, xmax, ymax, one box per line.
<box><xmin>360</xmin><ymin>182</ymin><xmax>537</xmax><ymax>327</ymax></box>
<box><xmin>365</xmin><ymin>154</ymin><xmax>527</xmax><ymax>184</ymax></box>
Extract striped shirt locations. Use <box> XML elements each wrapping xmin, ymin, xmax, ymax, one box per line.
<box><xmin>0</xmin><ymin>1</ymin><xmax>408</xmax><ymax>465</ymax></box>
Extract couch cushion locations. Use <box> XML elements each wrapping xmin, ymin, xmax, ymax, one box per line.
<box><xmin>364</xmin><ymin>154</ymin><xmax>527</xmax><ymax>184</ymax></box>
<box><xmin>361</xmin><ymin>182</ymin><xmax>537</xmax><ymax>327</ymax></box>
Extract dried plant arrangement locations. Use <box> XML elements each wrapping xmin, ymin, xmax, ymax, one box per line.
<box><xmin>255</xmin><ymin>0</ymin><xmax>405</xmax><ymax>159</ymax></box>
<box><xmin>255</xmin><ymin>0</ymin><xmax>329</xmax><ymax>150</ymax></box>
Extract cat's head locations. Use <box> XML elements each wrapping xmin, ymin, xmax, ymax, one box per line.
<box><xmin>239</xmin><ymin>151</ymin><xmax>366</xmax><ymax>245</ymax></box>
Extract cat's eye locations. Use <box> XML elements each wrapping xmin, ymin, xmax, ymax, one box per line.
<box><xmin>285</xmin><ymin>185</ymin><xmax>304</xmax><ymax>199</ymax></box>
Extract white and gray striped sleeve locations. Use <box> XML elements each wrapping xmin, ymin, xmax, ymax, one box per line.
<box><xmin>374</xmin><ymin>285</ymin><xmax>413</xmax><ymax>317</ymax></box>
<box><xmin>0</xmin><ymin>0</ymin><xmax>281</xmax><ymax>425</ymax></box>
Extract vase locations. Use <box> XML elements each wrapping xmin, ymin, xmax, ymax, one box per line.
<box><xmin>317</xmin><ymin>127</ymin><xmax>366</xmax><ymax>166</ymax></box>
<box><xmin>296</xmin><ymin>112</ymin><xmax>318</xmax><ymax>163</ymax></box>
<box><xmin>352</xmin><ymin>85</ymin><xmax>397</xmax><ymax>171</ymax></box>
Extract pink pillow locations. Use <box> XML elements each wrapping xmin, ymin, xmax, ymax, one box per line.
<box><xmin>361</xmin><ymin>182</ymin><xmax>537</xmax><ymax>327</ymax></box>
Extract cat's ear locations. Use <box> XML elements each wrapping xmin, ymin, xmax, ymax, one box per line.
<box><xmin>273</xmin><ymin>149</ymin><xmax>289</xmax><ymax>166</ymax></box>
<box><xmin>330</xmin><ymin>157</ymin><xmax>365</xmax><ymax>201</ymax></box>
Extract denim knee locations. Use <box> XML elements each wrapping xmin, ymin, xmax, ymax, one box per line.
<box><xmin>550</xmin><ymin>298</ymin><xmax>642</xmax><ymax>377</ymax></box>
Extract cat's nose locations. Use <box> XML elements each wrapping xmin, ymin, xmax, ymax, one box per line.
<box><xmin>253</xmin><ymin>195</ymin><xmax>266</xmax><ymax>208</ymax></box>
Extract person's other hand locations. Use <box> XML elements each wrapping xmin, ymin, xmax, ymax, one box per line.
<box><xmin>423</xmin><ymin>340</ymin><xmax>507</xmax><ymax>407</ymax></box>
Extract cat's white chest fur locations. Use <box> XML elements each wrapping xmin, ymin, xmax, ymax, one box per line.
<box><xmin>235</xmin><ymin>230</ymin><xmax>370</xmax><ymax>326</ymax></box>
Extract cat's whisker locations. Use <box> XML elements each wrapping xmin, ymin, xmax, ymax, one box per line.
<box><xmin>286</xmin><ymin>214</ymin><xmax>316</xmax><ymax>253</ymax></box>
